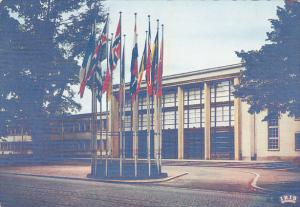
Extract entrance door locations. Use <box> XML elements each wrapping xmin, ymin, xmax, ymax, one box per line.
<box><xmin>162</xmin><ymin>129</ymin><xmax>178</xmax><ymax>159</ymax></box>
<box><xmin>137</xmin><ymin>130</ymin><xmax>154</xmax><ymax>159</ymax></box>
<box><xmin>211</xmin><ymin>128</ymin><xmax>234</xmax><ymax>160</ymax></box>
<box><xmin>124</xmin><ymin>131</ymin><xmax>133</xmax><ymax>158</ymax></box>
<box><xmin>184</xmin><ymin>128</ymin><xmax>204</xmax><ymax>159</ymax></box>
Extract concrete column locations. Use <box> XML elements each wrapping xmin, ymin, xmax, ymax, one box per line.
<box><xmin>204</xmin><ymin>82</ymin><xmax>211</xmax><ymax>160</ymax></box>
<box><xmin>177</xmin><ymin>86</ymin><xmax>184</xmax><ymax>159</ymax></box>
<box><xmin>111</xmin><ymin>94</ymin><xmax>120</xmax><ymax>158</ymax></box>
<box><xmin>234</xmin><ymin>78</ymin><xmax>241</xmax><ymax>160</ymax></box>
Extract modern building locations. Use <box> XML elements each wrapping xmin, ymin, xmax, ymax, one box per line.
<box><xmin>1</xmin><ymin>63</ymin><xmax>300</xmax><ymax>160</ymax></box>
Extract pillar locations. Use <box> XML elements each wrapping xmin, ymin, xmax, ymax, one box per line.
<box><xmin>177</xmin><ymin>86</ymin><xmax>184</xmax><ymax>159</ymax></box>
<box><xmin>110</xmin><ymin>94</ymin><xmax>120</xmax><ymax>158</ymax></box>
<box><xmin>234</xmin><ymin>78</ymin><xmax>241</xmax><ymax>160</ymax></box>
<box><xmin>204</xmin><ymin>82</ymin><xmax>211</xmax><ymax>160</ymax></box>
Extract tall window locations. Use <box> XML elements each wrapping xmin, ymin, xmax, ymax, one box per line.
<box><xmin>184</xmin><ymin>85</ymin><xmax>205</xmax><ymax>128</ymax></box>
<box><xmin>138</xmin><ymin>94</ymin><xmax>153</xmax><ymax>131</ymax></box>
<box><xmin>124</xmin><ymin>113</ymin><xmax>132</xmax><ymax>131</ymax></box>
<box><xmin>210</xmin><ymin>80</ymin><xmax>234</xmax><ymax>127</ymax></box>
<box><xmin>268</xmin><ymin>118</ymin><xmax>279</xmax><ymax>150</ymax></box>
<box><xmin>162</xmin><ymin>90</ymin><xmax>178</xmax><ymax>129</ymax></box>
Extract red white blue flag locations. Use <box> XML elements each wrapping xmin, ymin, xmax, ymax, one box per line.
<box><xmin>130</xmin><ymin>20</ymin><xmax>138</xmax><ymax>102</ymax></box>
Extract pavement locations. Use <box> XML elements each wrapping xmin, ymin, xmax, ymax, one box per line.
<box><xmin>0</xmin><ymin>173</ymin><xmax>279</xmax><ymax>207</ymax></box>
<box><xmin>1</xmin><ymin>160</ymin><xmax>300</xmax><ymax>206</ymax></box>
<box><xmin>0</xmin><ymin>160</ymin><xmax>299</xmax><ymax>194</ymax></box>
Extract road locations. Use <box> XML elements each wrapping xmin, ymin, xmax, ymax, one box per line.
<box><xmin>0</xmin><ymin>174</ymin><xmax>281</xmax><ymax>207</ymax></box>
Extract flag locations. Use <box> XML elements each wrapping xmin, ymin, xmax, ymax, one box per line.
<box><xmin>130</xmin><ymin>21</ymin><xmax>138</xmax><ymax>102</ymax></box>
<box><xmin>95</xmin><ymin>65</ymin><xmax>103</xmax><ymax>102</ymax></box>
<box><xmin>111</xmin><ymin>17</ymin><xmax>121</xmax><ymax>70</ymax></box>
<box><xmin>98</xmin><ymin>20</ymin><xmax>108</xmax><ymax>62</ymax></box>
<box><xmin>79</xmin><ymin>33</ymin><xmax>95</xmax><ymax>98</ymax></box>
<box><xmin>102</xmin><ymin>39</ymin><xmax>113</xmax><ymax>95</ymax></box>
<box><xmin>86</xmin><ymin>19</ymin><xmax>108</xmax><ymax>82</ymax></box>
<box><xmin>145</xmin><ymin>20</ymin><xmax>153</xmax><ymax>96</ymax></box>
<box><xmin>119</xmin><ymin>39</ymin><xmax>125</xmax><ymax>104</ymax></box>
<box><xmin>136</xmin><ymin>35</ymin><xmax>147</xmax><ymax>95</ymax></box>
<box><xmin>157</xmin><ymin>30</ymin><xmax>164</xmax><ymax>98</ymax></box>
<box><xmin>151</xmin><ymin>31</ymin><xmax>159</xmax><ymax>94</ymax></box>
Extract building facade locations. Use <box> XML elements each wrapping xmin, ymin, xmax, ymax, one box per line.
<box><xmin>1</xmin><ymin>63</ymin><xmax>300</xmax><ymax>160</ymax></box>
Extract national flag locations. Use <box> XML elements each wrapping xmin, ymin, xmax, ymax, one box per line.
<box><xmin>119</xmin><ymin>40</ymin><xmax>125</xmax><ymax>104</ymax></box>
<box><xmin>151</xmin><ymin>31</ymin><xmax>159</xmax><ymax>94</ymax></box>
<box><xmin>98</xmin><ymin>20</ymin><xmax>108</xmax><ymax>62</ymax></box>
<box><xmin>79</xmin><ymin>33</ymin><xmax>95</xmax><ymax>98</ymax></box>
<box><xmin>95</xmin><ymin>65</ymin><xmax>103</xmax><ymax>102</ymax></box>
<box><xmin>111</xmin><ymin>17</ymin><xmax>121</xmax><ymax>70</ymax></box>
<box><xmin>102</xmin><ymin>39</ymin><xmax>113</xmax><ymax>95</ymax></box>
<box><xmin>136</xmin><ymin>35</ymin><xmax>147</xmax><ymax>95</ymax></box>
<box><xmin>145</xmin><ymin>19</ymin><xmax>153</xmax><ymax>96</ymax></box>
<box><xmin>130</xmin><ymin>21</ymin><xmax>138</xmax><ymax>102</ymax></box>
<box><xmin>86</xmin><ymin>19</ymin><xmax>108</xmax><ymax>82</ymax></box>
<box><xmin>157</xmin><ymin>29</ymin><xmax>164</xmax><ymax>98</ymax></box>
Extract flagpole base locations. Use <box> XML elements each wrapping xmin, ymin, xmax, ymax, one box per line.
<box><xmin>88</xmin><ymin>158</ymin><xmax>166</xmax><ymax>180</ymax></box>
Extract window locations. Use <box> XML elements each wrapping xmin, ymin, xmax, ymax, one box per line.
<box><xmin>210</xmin><ymin>80</ymin><xmax>234</xmax><ymax>127</ymax></box>
<box><xmin>268</xmin><ymin>118</ymin><xmax>279</xmax><ymax>150</ymax></box>
<box><xmin>125</xmin><ymin>98</ymin><xmax>132</xmax><ymax>111</ymax></box>
<box><xmin>124</xmin><ymin>114</ymin><xmax>131</xmax><ymax>131</ymax></box>
<box><xmin>163</xmin><ymin>92</ymin><xmax>176</xmax><ymax>108</ymax></box>
<box><xmin>163</xmin><ymin>111</ymin><xmax>176</xmax><ymax>129</ymax></box>
<box><xmin>85</xmin><ymin>120</ymin><xmax>90</xmax><ymax>131</ymax></box>
<box><xmin>295</xmin><ymin>133</ymin><xmax>300</xmax><ymax>150</ymax></box>
<box><xmin>184</xmin><ymin>86</ymin><xmax>204</xmax><ymax>128</ymax></box>
<box><xmin>211</xmin><ymin>106</ymin><xmax>234</xmax><ymax>127</ymax></box>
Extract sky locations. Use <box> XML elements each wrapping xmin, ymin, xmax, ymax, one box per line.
<box><xmin>73</xmin><ymin>0</ymin><xmax>284</xmax><ymax>114</ymax></box>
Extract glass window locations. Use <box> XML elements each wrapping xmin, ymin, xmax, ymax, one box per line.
<box><xmin>268</xmin><ymin>118</ymin><xmax>279</xmax><ymax>150</ymax></box>
<box><xmin>163</xmin><ymin>111</ymin><xmax>176</xmax><ymax>129</ymax></box>
<box><xmin>124</xmin><ymin>115</ymin><xmax>131</xmax><ymax>131</ymax></box>
<box><xmin>183</xmin><ymin>86</ymin><xmax>204</xmax><ymax>128</ymax></box>
<box><xmin>139</xmin><ymin>113</ymin><xmax>143</xmax><ymax>130</ymax></box>
<box><xmin>163</xmin><ymin>93</ymin><xmax>176</xmax><ymax>108</ymax></box>
<box><xmin>125</xmin><ymin>98</ymin><xmax>132</xmax><ymax>111</ymax></box>
<box><xmin>211</xmin><ymin>80</ymin><xmax>234</xmax><ymax>103</ymax></box>
<box><xmin>211</xmin><ymin>105</ymin><xmax>234</xmax><ymax>127</ymax></box>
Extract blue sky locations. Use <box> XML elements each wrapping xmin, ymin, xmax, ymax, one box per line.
<box><xmin>74</xmin><ymin>0</ymin><xmax>284</xmax><ymax>114</ymax></box>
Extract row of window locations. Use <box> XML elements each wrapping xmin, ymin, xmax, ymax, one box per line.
<box><xmin>51</xmin><ymin>119</ymin><xmax>108</xmax><ymax>134</ymax></box>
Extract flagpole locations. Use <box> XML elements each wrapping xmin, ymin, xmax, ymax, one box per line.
<box><xmin>156</xmin><ymin>19</ymin><xmax>160</xmax><ymax>173</ymax></box>
<box><xmin>122</xmin><ymin>34</ymin><xmax>126</xmax><ymax>161</ymax></box>
<box><xmin>159</xmin><ymin>24</ymin><xmax>164</xmax><ymax>170</ymax></box>
<box><xmin>131</xmin><ymin>12</ymin><xmax>137</xmax><ymax>178</ymax></box>
<box><xmin>90</xmin><ymin>21</ymin><xmax>98</xmax><ymax>176</ymax></box>
<box><xmin>105</xmin><ymin>13</ymin><xmax>109</xmax><ymax>177</ymax></box>
<box><xmin>109</xmin><ymin>32</ymin><xmax>113</xmax><ymax>162</ymax></box>
<box><xmin>146</xmin><ymin>14</ymin><xmax>152</xmax><ymax>177</ymax></box>
<box><xmin>119</xmin><ymin>11</ymin><xmax>123</xmax><ymax>177</ymax></box>
<box><xmin>145</xmin><ymin>29</ymin><xmax>151</xmax><ymax>177</ymax></box>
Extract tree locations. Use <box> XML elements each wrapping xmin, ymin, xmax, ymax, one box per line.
<box><xmin>0</xmin><ymin>0</ymin><xmax>105</xmax><ymax>156</ymax></box>
<box><xmin>235</xmin><ymin>1</ymin><xmax>300</xmax><ymax>120</ymax></box>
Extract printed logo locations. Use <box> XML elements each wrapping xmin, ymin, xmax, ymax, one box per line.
<box><xmin>280</xmin><ymin>194</ymin><xmax>297</xmax><ymax>204</ymax></box>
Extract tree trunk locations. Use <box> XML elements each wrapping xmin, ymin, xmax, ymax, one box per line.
<box><xmin>28</xmin><ymin>109</ymin><xmax>50</xmax><ymax>159</ymax></box>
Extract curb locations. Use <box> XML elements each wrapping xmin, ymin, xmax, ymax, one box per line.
<box><xmin>245</xmin><ymin>171</ymin><xmax>277</xmax><ymax>193</ymax></box>
<box><xmin>0</xmin><ymin>171</ymin><xmax>188</xmax><ymax>184</ymax></box>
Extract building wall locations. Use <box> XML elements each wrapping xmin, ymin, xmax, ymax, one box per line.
<box><xmin>240</xmin><ymin>102</ymin><xmax>252</xmax><ymax>160</ymax></box>
<box><xmin>2</xmin><ymin>64</ymin><xmax>300</xmax><ymax>160</ymax></box>
<box><xmin>254</xmin><ymin>112</ymin><xmax>300</xmax><ymax>160</ymax></box>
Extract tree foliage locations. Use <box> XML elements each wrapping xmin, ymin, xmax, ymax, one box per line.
<box><xmin>235</xmin><ymin>1</ymin><xmax>300</xmax><ymax>120</ymax></box>
<box><xmin>0</xmin><ymin>0</ymin><xmax>105</xmax><ymax>154</ymax></box>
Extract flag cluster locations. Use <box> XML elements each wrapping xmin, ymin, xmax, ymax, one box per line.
<box><xmin>79</xmin><ymin>15</ymin><xmax>164</xmax><ymax>102</ymax></box>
